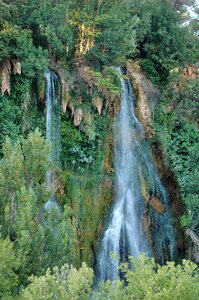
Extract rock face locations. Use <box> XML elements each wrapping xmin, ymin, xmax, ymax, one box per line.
<box><xmin>127</xmin><ymin>60</ymin><xmax>185</xmax><ymax>259</ymax></box>
<box><xmin>0</xmin><ymin>59</ymin><xmax>21</xmax><ymax>96</ymax></box>
<box><xmin>1</xmin><ymin>60</ymin><xmax>11</xmax><ymax>96</ymax></box>
<box><xmin>149</xmin><ymin>196</ymin><xmax>164</xmax><ymax>214</ymax></box>
<box><xmin>183</xmin><ymin>63</ymin><xmax>199</xmax><ymax>78</ymax></box>
<box><xmin>186</xmin><ymin>229</ymin><xmax>199</xmax><ymax>264</ymax></box>
<box><xmin>141</xmin><ymin>176</ymin><xmax>164</xmax><ymax>214</ymax></box>
<box><xmin>12</xmin><ymin>61</ymin><xmax>21</xmax><ymax>75</ymax></box>
<box><xmin>74</xmin><ymin>108</ymin><xmax>83</xmax><ymax>126</ymax></box>
<box><xmin>53</xmin><ymin>67</ymin><xmax>70</xmax><ymax>113</ymax></box>
<box><xmin>78</xmin><ymin>65</ymin><xmax>94</xmax><ymax>93</ymax></box>
<box><xmin>77</xmin><ymin>63</ymin><xmax>120</xmax><ymax>117</ymax></box>
<box><xmin>127</xmin><ymin>60</ymin><xmax>159</xmax><ymax>138</ymax></box>
<box><xmin>92</xmin><ymin>97</ymin><xmax>103</xmax><ymax>115</ymax></box>
<box><xmin>60</xmin><ymin>78</ymin><xmax>70</xmax><ymax>113</ymax></box>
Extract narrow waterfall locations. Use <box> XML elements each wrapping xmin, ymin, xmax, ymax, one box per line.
<box><xmin>96</xmin><ymin>67</ymin><xmax>175</xmax><ymax>281</ymax></box>
<box><xmin>44</xmin><ymin>70</ymin><xmax>61</xmax><ymax>210</ymax></box>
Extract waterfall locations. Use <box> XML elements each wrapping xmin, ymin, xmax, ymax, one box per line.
<box><xmin>44</xmin><ymin>70</ymin><xmax>61</xmax><ymax>211</ymax></box>
<box><xmin>96</xmin><ymin>67</ymin><xmax>175</xmax><ymax>281</ymax></box>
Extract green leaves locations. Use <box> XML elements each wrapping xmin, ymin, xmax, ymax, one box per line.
<box><xmin>96</xmin><ymin>255</ymin><xmax>199</xmax><ymax>300</ymax></box>
<box><xmin>18</xmin><ymin>0</ymin><xmax>74</xmax><ymax>60</ymax></box>
<box><xmin>137</xmin><ymin>0</ymin><xmax>199</xmax><ymax>83</ymax></box>
<box><xmin>20</xmin><ymin>263</ymin><xmax>94</xmax><ymax>300</ymax></box>
<box><xmin>22</xmin><ymin>129</ymin><xmax>51</xmax><ymax>187</ymax></box>
<box><xmin>20</xmin><ymin>255</ymin><xmax>199</xmax><ymax>300</ymax></box>
<box><xmin>0</xmin><ymin>130</ymin><xmax>81</xmax><ymax>290</ymax></box>
<box><xmin>0</xmin><ymin>131</ymin><xmax>49</xmax><ymax>279</ymax></box>
<box><xmin>0</xmin><ymin>21</ymin><xmax>48</xmax><ymax>77</ymax></box>
<box><xmin>0</xmin><ymin>236</ymin><xmax>19</xmax><ymax>298</ymax></box>
<box><xmin>87</xmin><ymin>1</ymin><xmax>139</xmax><ymax>64</ymax></box>
<box><xmin>155</xmin><ymin>77</ymin><xmax>199</xmax><ymax>231</ymax></box>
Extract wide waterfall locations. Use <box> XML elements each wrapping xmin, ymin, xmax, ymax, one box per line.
<box><xmin>96</xmin><ymin>67</ymin><xmax>175</xmax><ymax>281</ymax></box>
<box><xmin>44</xmin><ymin>70</ymin><xmax>61</xmax><ymax>210</ymax></box>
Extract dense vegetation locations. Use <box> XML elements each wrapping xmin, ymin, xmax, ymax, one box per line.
<box><xmin>0</xmin><ymin>0</ymin><xmax>199</xmax><ymax>298</ymax></box>
<box><xmin>20</xmin><ymin>255</ymin><xmax>199</xmax><ymax>300</ymax></box>
<box><xmin>155</xmin><ymin>76</ymin><xmax>199</xmax><ymax>231</ymax></box>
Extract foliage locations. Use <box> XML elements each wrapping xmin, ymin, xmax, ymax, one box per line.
<box><xmin>60</xmin><ymin>109</ymin><xmax>113</xmax><ymax>267</ymax></box>
<box><xmin>90</xmin><ymin>67</ymin><xmax>121</xmax><ymax>95</ymax></box>
<box><xmin>20</xmin><ymin>263</ymin><xmax>93</xmax><ymax>300</ymax></box>
<box><xmin>136</xmin><ymin>0</ymin><xmax>199</xmax><ymax>83</ymax></box>
<box><xmin>19</xmin><ymin>255</ymin><xmax>199</xmax><ymax>300</ymax></box>
<box><xmin>0</xmin><ymin>21</ymin><xmax>48</xmax><ymax>77</ymax></box>
<box><xmin>1</xmin><ymin>0</ymin><xmax>198</xmax><ymax>79</ymax></box>
<box><xmin>0</xmin><ymin>235</ymin><xmax>19</xmax><ymax>298</ymax></box>
<box><xmin>85</xmin><ymin>1</ymin><xmax>139</xmax><ymax>64</ymax></box>
<box><xmin>96</xmin><ymin>255</ymin><xmax>199</xmax><ymax>300</ymax></box>
<box><xmin>0</xmin><ymin>0</ymin><xmax>199</xmax><ymax>298</ymax></box>
<box><xmin>61</xmin><ymin>119</ymin><xmax>95</xmax><ymax>171</ymax></box>
<box><xmin>0</xmin><ymin>131</ymin><xmax>77</xmax><ymax>288</ymax></box>
<box><xmin>0</xmin><ymin>75</ymin><xmax>46</xmax><ymax>156</ymax></box>
<box><xmin>155</xmin><ymin>77</ymin><xmax>199</xmax><ymax>232</ymax></box>
<box><xmin>16</xmin><ymin>0</ymin><xmax>74</xmax><ymax>61</ymax></box>
<box><xmin>170</xmin><ymin>124</ymin><xmax>199</xmax><ymax>229</ymax></box>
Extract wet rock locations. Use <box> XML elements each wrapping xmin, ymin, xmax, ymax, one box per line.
<box><xmin>127</xmin><ymin>60</ymin><xmax>159</xmax><ymax>138</ymax></box>
<box><xmin>149</xmin><ymin>196</ymin><xmax>164</xmax><ymax>214</ymax></box>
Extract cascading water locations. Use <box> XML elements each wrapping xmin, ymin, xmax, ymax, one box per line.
<box><xmin>142</xmin><ymin>145</ymin><xmax>176</xmax><ymax>264</ymax></box>
<box><xmin>96</xmin><ymin>67</ymin><xmax>176</xmax><ymax>281</ymax></box>
<box><xmin>44</xmin><ymin>70</ymin><xmax>61</xmax><ymax>210</ymax></box>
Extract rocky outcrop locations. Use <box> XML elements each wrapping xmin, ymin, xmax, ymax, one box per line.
<box><xmin>77</xmin><ymin>63</ymin><xmax>120</xmax><ymax>117</ymax></box>
<box><xmin>78</xmin><ymin>65</ymin><xmax>94</xmax><ymax>93</ymax></box>
<box><xmin>1</xmin><ymin>60</ymin><xmax>11</xmax><ymax>96</ymax></box>
<box><xmin>127</xmin><ymin>60</ymin><xmax>159</xmax><ymax>138</ymax></box>
<box><xmin>61</xmin><ymin>78</ymin><xmax>70</xmax><ymax>113</ymax></box>
<box><xmin>50</xmin><ymin>64</ymin><xmax>73</xmax><ymax>113</ymax></box>
<box><xmin>74</xmin><ymin>108</ymin><xmax>83</xmax><ymax>126</ymax></box>
<box><xmin>151</xmin><ymin>141</ymin><xmax>184</xmax><ymax>215</ymax></box>
<box><xmin>149</xmin><ymin>196</ymin><xmax>164</xmax><ymax>214</ymax></box>
<box><xmin>12</xmin><ymin>61</ymin><xmax>21</xmax><ymax>75</ymax></box>
<box><xmin>0</xmin><ymin>59</ymin><xmax>21</xmax><ymax>96</ymax></box>
<box><xmin>183</xmin><ymin>63</ymin><xmax>199</xmax><ymax>78</ymax></box>
<box><xmin>186</xmin><ymin>229</ymin><xmax>199</xmax><ymax>264</ymax></box>
<box><xmin>92</xmin><ymin>97</ymin><xmax>103</xmax><ymax>116</ymax></box>
<box><xmin>141</xmin><ymin>175</ymin><xmax>164</xmax><ymax>214</ymax></box>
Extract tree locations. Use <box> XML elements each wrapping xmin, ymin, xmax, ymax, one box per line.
<box><xmin>0</xmin><ymin>235</ymin><xmax>19</xmax><ymax>298</ymax></box>
<box><xmin>96</xmin><ymin>255</ymin><xmax>199</xmax><ymax>300</ymax></box>
<box><xmin>68</xmin><ymin>0</ymin><xmax>139</xmax><ymax>64</ymax></box>
<box><xmin>136</xmin><ymin>0</ymin><xmax>199</xmax><ymax>83</ymax></box>
<box><xmin>20</xmin><ymin>255</ymin><xmax>199</xmax><ymax>300</ymax></box>
<box><xmin>20</xmin><ymin>263</ymin><xmax>93</xmax><ymax>300</ymax></box>
<box><xmin>0</xmin><ymin>130</ymin><xmax>79</xmax><ymax>286</ymax></box>
<box><xmin>15</xmin><ymin>0</ymin><xmax>74</xmax><ymax>62</ymax></box>
<box><xmin>155</xmin><ymin>76</ymin><xmax>199</xmax><ymax>232</ymax></box>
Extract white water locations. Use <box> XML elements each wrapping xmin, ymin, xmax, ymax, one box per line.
<box><xmin>97</xmin><ymin>67</ymin><xmax>175</xmax><ymax>281</ymax></box>
<box><xmin>44</xmin><ymin>71</ymin><xmax>61</xmax><ymax>211</ymax></box>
